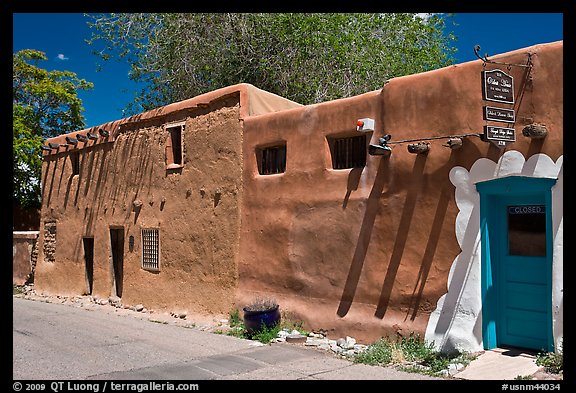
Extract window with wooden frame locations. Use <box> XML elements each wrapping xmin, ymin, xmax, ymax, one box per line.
<box><xmin>165</xmin><ymin>122</ymin><xmax>185</xmax><ymax>169</ymax></box>
<box><xmin>327</xmin><ymin>134</ymin><xmax>367</xmax><ymax>169</ymax></box>
<box><xmin>141</xmin><ymin>228</ymin><xmax>160</xmax><ymax>271</ymax></box>
<box><xmin>256</xmin><ymin>143</ymin><xmax>287</xmax><ymax>175</ymax></box>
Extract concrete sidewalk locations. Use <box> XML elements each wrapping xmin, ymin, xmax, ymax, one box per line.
<box><xmin>454</xmin><ymin>348</ymin><xmax>540</xmax><ymax>380</ymax></box>
<box><xmin>14</xmin><ymin>291</ymin><xmax>561</xmax><ymax>381</ymax></box>
<box><xmin>89</xmin><ymin>342</ymin><xmax>443</xmax><ymax>380</ymax></box>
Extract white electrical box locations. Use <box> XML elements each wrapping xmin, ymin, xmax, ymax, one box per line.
<box><xmin>356</xmin><ymin>118</ymin><xmax>375</xmax><ymax>132</ymax></box>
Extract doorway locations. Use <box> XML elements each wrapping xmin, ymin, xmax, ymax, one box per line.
<box><xmin>109</xmin><ymin>227</ymin><xmax>124</xmax><ymax>298</ymax></box>
<box><xmin>82</xmin><ymin>237</ymin><xmax>94</xmax><ymax>295</ymax></box>
<box><xmin>476</xmin><ymin>176</ymin><xmax>556</xmax><ymax>352</ymax></box>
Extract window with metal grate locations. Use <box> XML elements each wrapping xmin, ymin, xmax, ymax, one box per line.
<box><xmin>257</xmin><ymin>144</ymin><xmax>286</xmax><ymax>175</ymax></box>
<box><xmin>141</xmin><ymin>228</ymin><xmax>160</xmax><ymax>271</ymax></box>
<box><xmin>329</xmin><ymin>134</ymin><xmax>367</xmax><ymax>169</ymax></box>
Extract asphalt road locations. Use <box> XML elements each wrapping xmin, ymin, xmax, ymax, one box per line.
<box><xmin>13</xmin><ymin>297</ymin><xmax>442</xmax><ymax>381</ymax></box>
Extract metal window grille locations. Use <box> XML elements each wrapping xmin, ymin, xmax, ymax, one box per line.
<box><xmin>258</xmin><ymin>145</ymin><xmax>286</xmax><ymax>175</ymax></box>
<box><xmin>141</xmin><ymin>228</ymin><xmax>160</xmax><ymax>271</ymax></box>
<box><xmin>331</xmin><ymin>135</ymin><xmax>367</xmax><ymax>169</ymax></box>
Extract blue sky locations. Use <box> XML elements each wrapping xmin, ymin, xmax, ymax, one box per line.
<box><xmin>13</xmin><ymin>13</ymin><xmax>564</xmax><ymax>129</ymax></box>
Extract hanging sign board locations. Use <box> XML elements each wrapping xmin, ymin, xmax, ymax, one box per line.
<box><xmin>482</xmin><ymin>69</ymin><xmax>514</xmax><ymax>104</ymax></box>
<box><xmin>482</xmin><ymin>125</ymin><xmax>516</xmax><ymax>147</ymax></box>
<box><xmin>483</xmin><ymin>106</ymin><xmax>515</xmax><ymax>122</ymax></box>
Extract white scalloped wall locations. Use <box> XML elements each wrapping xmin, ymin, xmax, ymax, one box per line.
<box><xmin>424</xmin><ymin>150</ymin><xmax>563</xmax><ymax>353</ymax></box>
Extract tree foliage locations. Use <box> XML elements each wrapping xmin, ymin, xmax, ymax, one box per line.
<box><xmin>13</xmin><ymin>49</ymin><xmax>93</xmax><ymax>207</ymax></box>
<box><xmin>86</xmin><ymin>13</ymin><xmax>457</xmax><ymax>113</ymax></box>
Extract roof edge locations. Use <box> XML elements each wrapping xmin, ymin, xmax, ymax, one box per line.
<box><xmin>44</xmin><ymin>83</ymin><xmax>302</xmax><ymax>147</ymax></box>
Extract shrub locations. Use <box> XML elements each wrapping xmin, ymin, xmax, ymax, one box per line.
<box><xmin>228</xmin><ymin>308</ymin><xmax>242</xmax><ymax>328</ymax></box>
<box><xmin>354</xmin><ymin>333</ymin><xmax>476</xmax><ymax>377</ymax></box>
<box><xmin>246</xmin><ymin>323</ymin><xmax>281</xmax><ymax>344</ymax></box>
<box><xmin>243</xmin><ymin>296</ymin><xmax>278</xmax><ymax>312</ymax></box>
<box><xmin>13</xmin><ymin>285</ymin><xmax>25</xmax><ymax>295</ymax></box>
<box><xmin>536</xmin><ymin>351</ymin><xmax>563</xmax><ymax>374</ymax></box>
<box><xmin>353</xmin><ymin>338</ymin><xmax>393</xmax><ymax>365</ymax></box>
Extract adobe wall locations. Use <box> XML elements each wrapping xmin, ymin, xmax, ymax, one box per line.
<box><xmin>237</xmin><ymin>41</ymin><xmax>563</xmax><ymax>344</ymax></box>
<box><xmin>35</xmin><ymin>99</ymin><xmax>244</xmax><ymax>315</ymax></box>
<box><xmin>13</xmin><ymin>231</ymin><xmax>39</xmax><ymax>285</ymax></box>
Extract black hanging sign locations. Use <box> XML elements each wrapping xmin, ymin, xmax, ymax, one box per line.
<box><xmin>483</xmin><ymin>106</ymin><xmax>515</xmax><ymax>122</ymax></box>
<box><xmin>482</xmin><ymin>125</ymin><xmax>516</xmax><ymax>147</ymax></box>
<box><xmin>482</xmin><ymin>69</ymin><xmax>514</xmax><ymax>104</ymax></box>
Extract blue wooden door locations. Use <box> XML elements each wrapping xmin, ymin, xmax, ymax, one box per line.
<box><xmin>477</xmin><ymin>176</ymin><xmax>555</xmax><ymax>352</ymax></box>
<box><xmin>496</xmin><ymin>195</ymin><xmax>550</xmax><ymax>351</ymax></box>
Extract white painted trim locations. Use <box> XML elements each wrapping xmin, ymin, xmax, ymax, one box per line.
<box><xmin>424</xmin><ymin>151</ymin><xmax>563</xmax><ymax>353</ymax></box>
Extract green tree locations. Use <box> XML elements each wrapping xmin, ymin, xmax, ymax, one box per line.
<box><xmin>86</xmin><ymin>13</ymin><xmax>457</xmax><ymax>113</ymax></box>
<box><xmin>13</xmin><ymin>49</ymin><xmax>93</xmax><ymax>207</ymax></box>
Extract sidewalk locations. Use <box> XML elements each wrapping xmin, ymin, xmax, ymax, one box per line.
<box><xmin>13</xmin><ymin>286</ymin><xmax>562</xmax><ymax>381</ymax></box>
<box><xmin>454</xmin><ymin>347</ymin><xmax>560</xmax><ymax>381</ymax></box>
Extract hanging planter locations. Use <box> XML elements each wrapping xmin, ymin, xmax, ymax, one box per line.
<box><xmin>522</xmin><ymin>123</ymin><xmax>548</xmax><ymax>139</ymax></box>
<box><xmin>242</xmin><ymin>296</ymin><xmax>281</xmax><ymax>334</ymax></box>
<box><xmin>407</xmin><ymin>142</ymin><xmax>430</xmax><ymax>154</ymax></box>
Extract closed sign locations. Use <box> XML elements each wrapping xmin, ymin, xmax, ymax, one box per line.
<box><xmin>508</xmin><ymin>205</ymin><xmax>545</xmax><ymax>214</ymax></box>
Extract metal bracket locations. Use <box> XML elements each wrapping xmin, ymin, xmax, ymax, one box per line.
<box><xmin>474</xmin><ymin>45</ymin><xmax>533</xmax><ymax>69</ymax></box>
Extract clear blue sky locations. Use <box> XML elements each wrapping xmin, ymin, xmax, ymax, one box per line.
<box><xmin>13</xmin><ymin>13</ymin><xmax>564</xmax><ymax>129</ymax></box>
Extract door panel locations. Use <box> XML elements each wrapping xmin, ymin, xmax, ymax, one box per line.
<box><xmin>83</xmin><ymin>237</ymin><xmax>94</xmax><ymax>295</ymax></box>
<box><xmin>497</xmin><ymin>195</ymin><xmax>549</xmax><ymax>351</ymax></box>
<box><xmin>109</xmin><ymin>228</ymin><xmax>124</xmax><ymax>298</ymax></box>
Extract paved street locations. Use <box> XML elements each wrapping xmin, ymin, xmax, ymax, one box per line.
<box><xmin>13</xmin><ymin>297</ymin><xmax>440</xmax><ymax>381</ymax></box>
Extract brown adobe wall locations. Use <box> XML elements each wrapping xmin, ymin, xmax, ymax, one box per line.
<box><xmin>34</xmin><ymin>100</ymin><xmax>244</xmax><ymax>315</ymax></box>
<box><xmin>237</xmin><ymin>41</ymin><xmax>563</xmax><ymax>344</ymax></box>
<box><xmin>13</xmin><ymin>231</ymin><xmax>39</xmax><ymax>285</ymax></box>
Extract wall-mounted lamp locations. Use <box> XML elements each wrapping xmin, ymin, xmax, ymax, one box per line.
<box><xmin>407</xmin><ymin>142</ymin><xmax>430</xmax><ymax>154</ymax></box>
<box><xmin>522</xmin><ymin>123</ymin><xmax>547</xmax><ymax>139</ymax></box>
<box><xmin>65</xmin><ymin>136</ymin><xmax>78</xmax><ymax>146</ymax></box>
<box><xmin>98</xmin><ymin>128</ymin><xmax>110</xmax><ymax>137</ymax></box>
<box><xmin>368</xmin><ymin>134</ymin><xmax>392</xmax><ymax>157</ymax></box>
<box><xmin>356</xmin><ymin>118</ymin><xmax>375</xmax><ymax>132</ymax></box>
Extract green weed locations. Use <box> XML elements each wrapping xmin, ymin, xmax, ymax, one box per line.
<box><xmin>13</xmin><ymin>285</ymin><xmax>25</xmax><ymax>295</ymax></box>
<box><xmin>536</xmin><ymin>351</ymin><xmax>563</xmax><ymax>374</ymax></box>
<box><xmin>354</xmin><ymin>333</ymin><xmax>476</xmax><ymax>377</ymax></box>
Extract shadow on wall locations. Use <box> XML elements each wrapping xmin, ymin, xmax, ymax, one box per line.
<box><xmin>342</xmin><ymin>167</ymin><xmax>363</xmax><ymax>209</ymax></box>
<box><xmin>337</xmin><ymin>156</ymin><xmax>391</xmax><ymax>317</ymax></box>
<box><xmin>337</xmin><ymin>150</ymin><xmax>452</xmax><ymax>319</ymax></box>
<box><xmin>405</xmin><ymin>151</ymin><xmax>458</xmax><ymax>321</ymax></box>
<box><xmin>337</xmin><ymin>148</ymin><xmax>460</xmax><ymax>321</ymax></box>
<box><xmin>374</xmin><ymin>153</ymin><xmax>428</xmax><ymax>319</ymax></box>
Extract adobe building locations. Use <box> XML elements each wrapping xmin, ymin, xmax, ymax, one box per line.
<box><xmin>35</xmin><ymin>40</ymin><xmax>563</xmax><ymax>354</ymax></box>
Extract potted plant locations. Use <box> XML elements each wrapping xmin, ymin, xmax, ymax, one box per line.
<box><xmin>242</xmin><ymin>296</ymin><xmax>281</xmax><ymax>335</ymax></box>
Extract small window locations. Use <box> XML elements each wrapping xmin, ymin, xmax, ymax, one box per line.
<box><xmin>257</xmin><ymin>144</ymin><xmax>286</xmax><ymax>175</ymax></box>
<box><xmin>141</xmin><ymin>228</ymin><xmax>160</xmax><ymax>271</ymax></box>
<box><xmin>328</xmin><ymin>134</ymin><xmax>367</xmax><ymax>169</ymax></box>
<box><xmin>507</xmin><ymin>205</ymin><xmax>546</xmax><ymax>256</ymax></box>
<box><xmin>71</xmin><ymin>151</ymin><xmax>80</xmax><ymax>176</ymax></box>
<box><xmin>166</xmin><ymin>124</ymin><xmax>184</xmax><ymax>169</ymax></box>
